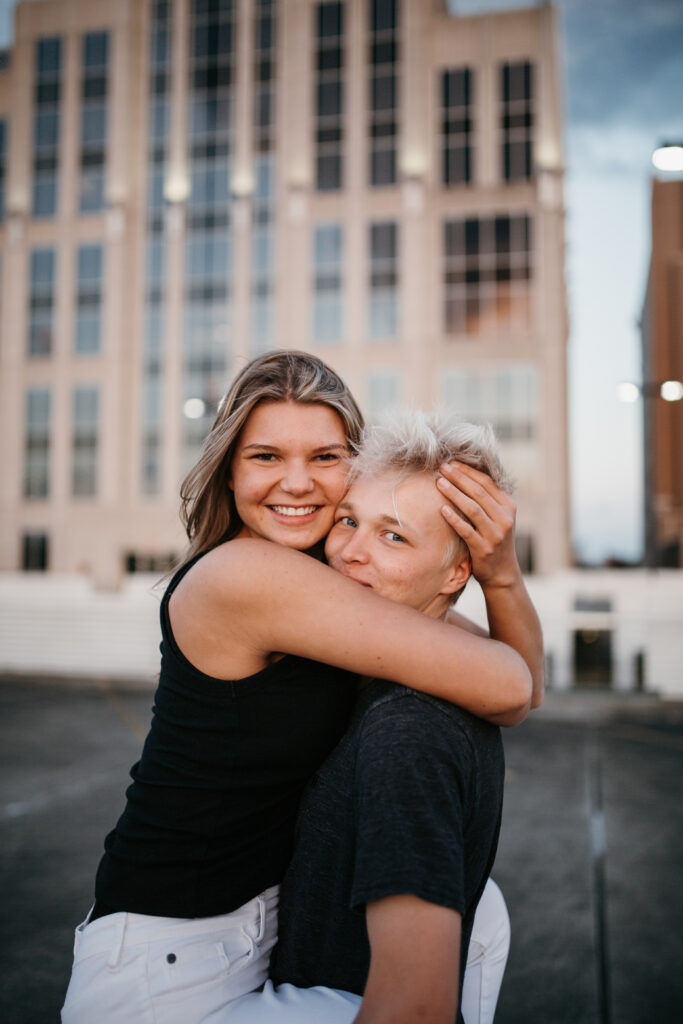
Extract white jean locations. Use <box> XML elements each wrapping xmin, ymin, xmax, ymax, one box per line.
<box><xmin>222</xmin><ymin>878</ymin><xmax>510</xmax><ymax>1024</ymax></box>
<box><xmin>60</xmin><ymin>886</ymin><xmax>279</xmax><ymax>1024</ymax></box>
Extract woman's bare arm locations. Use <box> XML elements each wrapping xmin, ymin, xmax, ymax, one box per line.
<box><xmin>172</xmin><ymin>540</ymin><xmax>532</xmax><ymax>723</ymax></box>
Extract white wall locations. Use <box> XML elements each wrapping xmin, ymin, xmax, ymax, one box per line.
<box><xmin>1</xmin><ymin>569</ymin><xmax>682</xmax><ymax>697</ymax></box>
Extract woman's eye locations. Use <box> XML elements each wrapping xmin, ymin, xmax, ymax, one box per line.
<box><xmin>251</xmin><ymin>453</ymin><xmax>276</xmax><ymax>462</ymax></box>
<box><xmin>314</xmin><ymin>452</ymin><xmax>341</xmax><ymax>463</ymax></box>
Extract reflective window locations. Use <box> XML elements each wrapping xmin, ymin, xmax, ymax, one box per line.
<box><xmin>80</xmin><ymin>32</ymin><xmax>109</xmax><ymax>212</ymax></box>
<box><xmin>444</xmin><ymin>214</ymin><xmax>532</xmax><ymax>336</ymax></box>
<box><xmin>72</xmin><ymin>386</ymin><xmax>99</xmax><ymax>497</ymax></box>
<box><xmin>367</xmin><ymin>371</ymin><xmax>400</xmax><ymax>418</ymax></box>
<box><xmin>368</xmin><ymin>222</ymin><xmax>398</xmax><ymax>339</ymax></box>
<box><xmin>441</xmin><ymin>364</ymin><xmax>539</xmax><ymax>492</ymax></box>
<box><xmin>28</xmin><ymin>248</ymin><xmax>56</xmax><ymax>357</ymax></box>
<box><xmin>24</xmin><ymin>388</ymin><xmax>51</xmax><ymax>498</ymax></box>
<box><xmin>313</xmin><ymin>223</ymin><xmax>343</xmax><ymax>343</ymax></box>
<box><xmin>32</xmin><ymin>37</ymin><xmax>62</xmax><ymax>217</ymax></box>
<box><xmin>500</xmin><ymin>61</ymin><xmax>534</xmax><ymax>182</ymax></box>
<box><xmin>441</xmin><ymin>68</ymin><xmax>473</xmax><ymax>186</ymax></box>
<box><xmin>315</xmin><ymin>2</ymin><xmax>344</xmax><ymax>191</ymax></box>
<box><xmin>250</xmin><ymin>4</ymin><xmax>277</xmax><ymax>356</ymax></box>
<box><xmin>368</xmin><ymin>0</ymin><xmax>399</xmax><ymax>186</ymax></box>
<box><xmin>142</xmin><ymin>1</ymin><xmax>172</xmax><ymax>496</ymax></box>
<box><xmin>183</xmin><ymin>0</ymin><xmax>236</xmax><ymax>472</ymax></box>
<box><xmin>75</xmin><ymin>244</ymin><xmax>103</xmax><ymax>354</ymax></box>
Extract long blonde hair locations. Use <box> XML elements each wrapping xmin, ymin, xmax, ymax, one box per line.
<box><xmin>179</xmin><ymin>350</ymin><xmax>364</xmax><ymax>565</ymax></box>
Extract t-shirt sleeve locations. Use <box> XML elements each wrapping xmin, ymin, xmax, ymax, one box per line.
<box><xmin>350</xmin><ymin>694</ymin><xmax>473</xmax><ymax>915</ymax></box>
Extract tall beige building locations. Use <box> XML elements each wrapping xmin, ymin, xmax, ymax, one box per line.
<box><xmin>0</xmin><ymin>0</ymin><xmax>569</xmax><ymax>586</ymax></box>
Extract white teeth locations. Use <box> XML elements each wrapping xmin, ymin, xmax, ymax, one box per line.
<box><xmin>271</xmin><ymin>505</ymin><xmax>318</xmax><ymax>517</ymax></box>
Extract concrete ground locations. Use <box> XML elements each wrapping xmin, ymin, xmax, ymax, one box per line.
<box><xmin>1</xmin><ymin>678</ymin><xmax>682</xmax><ymax>1024</ymax></box>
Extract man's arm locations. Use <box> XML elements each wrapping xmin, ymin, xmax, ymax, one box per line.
<box><xmin>438</xmin><ymin>461</ymin><xmax>545</xmax><ymax>709</ymax></box>
<box><xmin>353</xmin><ymin>894</ymin><xmax>461</xmax><ymax>1024</ymax></box>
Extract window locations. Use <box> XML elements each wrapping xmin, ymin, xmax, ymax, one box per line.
<box><xmin>313</xmin><ymin>224</ymin><xmax>343</xmax><ymax>343</ymax></box>
<box><xmin>368</xmin><ymin>222</ymin><xmax>398</xmax><ymax>339</ymax></box>
<box><xmin>72</xmin><ymin>386</ymin><xmax>99</xmax><ymax>497</ymax></box>
<box><xmin>441</xmin><ymin>364</ymin><xmax>539</xmax><ymax>495</ymax></box>
<box><xmin>80</xmin><ymin>32</ymin><xmax>109</xmax><ymax>212</ymax></box>
<box><xmin>443</xmin><ymin>214</ymin><xmax>532</xmax><ymax>336</ymax></box>
<box><xmin>24</xmin><ymin>388</ymin><xmax>51</xmax><ymax>498</ymax></box>
<box><xmin>441</xmin><ymin>68</ymin><xmax>473</xmax><ymax>186</ymax></box>
<box><xmin>368</xmin><ymin>0</ymin><xmax>399</xmax><ymax>186</ymax></box>
<box><xmin>500</xmin><ymin>61</ymin><xmax>534</xmax><ymax>182</ymax></box>
<box><xmin>367</xmin><ymin>371</ymin><xmax>400</xmax><ymax>418</ymax></box>
<box><xmin>442</xmin><ymin>364</ymin><xmax>538</xmax><ymax>441</ymax></box>
<box><xmin>75</xmin><ymin>244</ymin><xmax>103</xmax><ymax>354</ymax></box>
<box><xmin>28</xmin><ymin>248</ymin><xmax>56</xmax><ymax>357</ymax></box>
<box><xmin>184</xmin><ymin>0</ymin><xmax>236</xmax><ymax>471</ymax></box>
<box><xmin>22</xmin><ymin>532</ymin><xmax>49</xmax><ymax>571</ymax></box>
<box><xmin>250</xmin><ymin>4</ymin><xmax>277</xmax><ymax>355</ymax></box>
<box><xmin>32</xmin><ymin>37</ymin><xmax>62</xmax><ymax>217</ymax></box>
<box><xmin>315</xmin><ymin>2</ymin><xmax>344</xmax><ymax>190</ymax></box>
<box><xmin>141</xmin><ymin>1</ymin><xmax>172</xmax><ymax>495</ymax></box>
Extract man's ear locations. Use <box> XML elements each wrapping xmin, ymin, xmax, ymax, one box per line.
<box><xmin>440</xmin><ymin>552</ymin><xmax>471</xmax><ymax>597</ymax></box>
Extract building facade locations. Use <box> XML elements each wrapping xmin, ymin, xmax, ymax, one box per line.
<box><xmin>0</xmin><ymin>0</ymin><xmax>569</xmax><ymax>587</ymax></box>
<box><xmin>641</xmin><ymin>178</ymin><xmax>683</xmax><ymax>568</ymax></box>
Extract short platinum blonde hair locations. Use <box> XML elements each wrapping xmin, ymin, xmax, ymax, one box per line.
<box><xmin>350</xmin><ymin>408</ymin><xmax>513</xmax><ymax>494</ymax></box>
<box><xmin>350</xmin><ymin>409</ymin><xmax>512</xmax><ymax>602</ymax></box>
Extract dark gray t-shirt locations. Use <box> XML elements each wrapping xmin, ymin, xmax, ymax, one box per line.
<box><xmin>271</xmin><ymin>679</ymin><xmax>505</xmax><ymax>1016</ymax></box>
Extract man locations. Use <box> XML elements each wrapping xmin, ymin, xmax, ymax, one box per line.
<box><xmin>226</xmin><ymin>410</ymin><xmax>543</xmax><ymax>1024</ymax></box>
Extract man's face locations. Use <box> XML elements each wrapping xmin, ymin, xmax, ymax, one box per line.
<box><xmin>325</xmin><ymin>470</ymin><xmax>470</xmax><ymax>619</ymax></box>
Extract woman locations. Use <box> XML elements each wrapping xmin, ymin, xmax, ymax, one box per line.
<box><xmin>61</xmin><ymin>351</ymin><xmax>537</xmax><ymax>1024</ymax></box>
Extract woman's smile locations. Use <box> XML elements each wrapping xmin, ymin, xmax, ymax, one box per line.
<box><xmin>230</xmin><ymin>401</ymin><xmax>350</xmax><ymax>550</ymax></box>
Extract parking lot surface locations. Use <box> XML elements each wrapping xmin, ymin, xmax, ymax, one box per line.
<box><xmin>1</xmin><ymin>679</ymin><xmax>682</xmax><ymax>1024</ymax></box>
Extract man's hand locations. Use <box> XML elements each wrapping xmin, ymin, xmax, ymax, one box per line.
<box><xmin>437</xmin><ymin>461</ymin><xmax>521</xmax><ymax>589</ymax></box>
<box><xmin>353</xmin><ymin>894</ymin><xmax>461</xmax><ymax>1024</ymax></box>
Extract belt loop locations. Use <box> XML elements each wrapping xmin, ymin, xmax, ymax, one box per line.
<box><xmin>107</xmin><ymin>913</ymin><xmax>127</xmax><ymax>971</ymax></box>
<box><xmin>255</xmin><ymin>896</ymin><xmax>266</xmax><ymax>943</ymax></box>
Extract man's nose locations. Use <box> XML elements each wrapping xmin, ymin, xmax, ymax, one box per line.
<box><xmin>339</xmin><ymin>533</ymin><xmax>369</xmax><ymax>563</ymax></box>
<box><xmin>281</xmin><ymin>462</ymin><xmax>314</xmax><ymax>495</ymax></box>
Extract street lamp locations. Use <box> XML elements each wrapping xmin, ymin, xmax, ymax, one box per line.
<box><xmin>617</xmin><ymin>380</ymin><xmax>683</xmax><ymax>403</ymax></box>
<box><xmin>618</xmin><ymin>379</ymin><xmax>683</xmax><ymax>568</ymax></box>
<box><xmin>651</xmin><ymin>142</ymin><xmax>683</xmax><ymax>173</ymax></box>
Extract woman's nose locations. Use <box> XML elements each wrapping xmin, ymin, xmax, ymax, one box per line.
<box><xmin>281</xmin><ymin>462</ymin><xmax>314</xmax><ymax>495</ymax></box>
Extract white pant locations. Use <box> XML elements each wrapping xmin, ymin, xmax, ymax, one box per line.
<box><xmin>223</xmin><ymin>878</ymin><xmax>510</xmax><ymax>1024</ymax></box>
<box><xmin>60</xmin><ymin>887</ymin><xmax>279</xmax><ymax>1024</ymax></box>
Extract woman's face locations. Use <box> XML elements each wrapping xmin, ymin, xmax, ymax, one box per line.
<box><xmin>230</xmin><ymin>400</ymin><xmax>350</xmax><ymax>551</ymax></box>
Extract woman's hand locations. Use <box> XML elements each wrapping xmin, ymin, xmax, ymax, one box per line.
<box><xmin>436</xmin><ymin>462</ymin><xmax>521</xmax><ymax>589</ymax></box>
<box><xmin>436</xmin><ymin>461</ymin><xmax>545</xmax><ymax>709</ymax></box>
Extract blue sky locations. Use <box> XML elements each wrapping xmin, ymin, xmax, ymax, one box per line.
<box><xmin>2</xmin><ymin>0</ymin><xmax>681</xmax><ymax>562</ymax></box>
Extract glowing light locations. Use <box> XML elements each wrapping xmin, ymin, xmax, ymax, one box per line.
<box><xmin>660</xmin><ymin>380</ymin><xmax>683</xmax><ymax>402</ymax></box>
<box><xmin>164</xmin><ymin>173</ymin><xmax>190</xmax><ymax>203</ymax></box>
<box><xmin>183</xmin><ymin>398</ymin><xmax>206</xmax><ymax>419</ymax></box>
<box><xmin>617</xmin><ymin>382</ymin><xmax>640</xmax><ymax>403</ymax></box>
<box><xmin>652</xmin><ymin>145</ymin><xmax>683</xmax><ymax>172</ymax></box>
<box><xmin>231</xmin><ymin>172</ymin><xmax>254</xmax><ymax>198</ymax></box>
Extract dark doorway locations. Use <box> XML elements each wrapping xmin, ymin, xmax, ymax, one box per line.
<box><xmin>574</xmin><ymin>628</ymin><xmax>612</xmax><ymax>687</ymax></box>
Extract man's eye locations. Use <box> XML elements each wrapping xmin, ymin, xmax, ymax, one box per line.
<box><xmin>338</xmin><ymin>516</ymin><xmax>357</xmax><ymax>528</ymax></box>
<box><xmin>387</xmin><ymin>532</ymin><xmax>405</xmax><ymax>543</ymax></box>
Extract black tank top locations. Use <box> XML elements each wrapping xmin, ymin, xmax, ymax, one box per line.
<box><xmin>94</xmin><ymin>552</ymin><xmax>356</xmax><ymax>919</ymax></box>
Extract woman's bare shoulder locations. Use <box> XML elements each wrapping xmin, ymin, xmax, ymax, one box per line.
<box><xmin>178</xmin><ymin>538</ymin><xmax>328</xmax><ymax>605</ymax></box>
